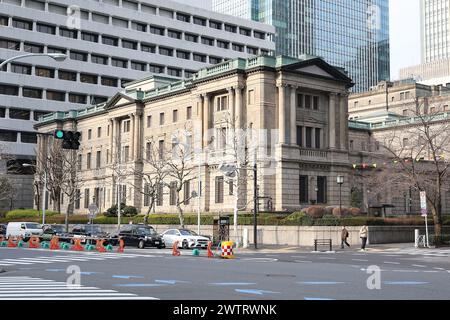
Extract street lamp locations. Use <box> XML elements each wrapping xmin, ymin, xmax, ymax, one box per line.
<box><xmin>23</xmin><ymin>163</ymin><xmax>47</xmax><ymax>225</ymax></box>
<box><xmin>337</xmin><ymin>175</ymin><xmax>344</xmax><ymax>214</ymax></box>
<box><xmin>0</xmin><ymin>53</ymin><xmax>67</xmax><ymax>69</ymax></box>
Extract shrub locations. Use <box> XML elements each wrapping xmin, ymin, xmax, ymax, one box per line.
<box><xmin>104</xmin><ymin>203</ymin><xmax>126</xmax><ymax>217</ymax></box>
<box><xmin>332</xmin><ymin>207</ymin><xmax>350</xmax><ymax>217</ymax></box>
<box><xmin>349</xmin><ymin>207</ymin><xmax>362</xmax><ymax>216</ymax></box>
<box><xmin>123</xmin><ymin>206</ymin><xmax>138</xmax><ymax>217</ymax></box>
<box><xmin>5</xmin><ymin>209</ymin><xmax>59</xmax><ymax>219</ymax></box>
<box><xmin>305</xmin><ymin>206</ymin><xmax>326</xmax><ymax>218</ymax></box>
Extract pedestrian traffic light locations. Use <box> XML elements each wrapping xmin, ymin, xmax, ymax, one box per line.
<box><xmin>54</xmin><ymin>130</ymin><xmax>81</xmax><ymax>150</ymax></box>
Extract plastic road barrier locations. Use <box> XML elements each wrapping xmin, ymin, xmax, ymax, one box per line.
<box><xmin>172</xmin><ymin>241</ymin><xmax>181</xmax><ymax>256</ymax></box>
<box><xmin>28</xmin><ymin>236</ymin><xmax>40</xmax><ymax>249</ymax></box>
<box><xmin>220</xmin><ymin>241</ymin><xmax>234</xmax><ymax>259</ymax></box>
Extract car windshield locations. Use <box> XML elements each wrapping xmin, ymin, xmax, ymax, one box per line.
<box><xmin>85</xmin><ymin>225</ymin><xmax>103</xmax><ymax>233</ymax></box>
<box><xmin>135</xmin><ymin>227</ymin><xmax>156</xmax><ymax>236</ymax></box>
<box><xmin>179</xmin><ymin>229</ymin><xmax>197</xmax><ymax>236</ymax></box>
<box><xmin>51</xmin><ymin>225</ymin><xmax>65</xmax><ymax>233</ymax></box>
<box><xmin>26</xmin><ymin>223</ymin><xmax>41</xmax><ymax>229</ymax></box>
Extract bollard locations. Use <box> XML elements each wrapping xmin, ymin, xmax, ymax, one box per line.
<box><xmin>192</xmin><ymin>248</ymin><xmax>200</xmax><ymax>256</ymax></box>
<box><xmin>40</xmin><ymin>241</ymin><xmax>50</xmax><ymax>249</ymax></box>
<box><xmin>243</xmin><ymin>228</ymin><xmax>249</xmax><ymax>249</ymax></box>
<box><xmin>414</xmin><ymin>229</ymin><xmax>419</xmax><ymax>248</ymax></box>
<box><xmin>220</xmin><ymin>241</ymin><xmax>234</xmax><ymax>259</ymax></box>
<box><xmin>105</xmin><ymin>244</ymin><xmax>113</xmax><ymax>252</ymax></box>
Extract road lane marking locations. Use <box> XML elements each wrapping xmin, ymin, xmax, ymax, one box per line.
<box><xmin>384</xmin><ymin>281</ymin><xmax>429</xmax><ymax>285</ymax></box>
<box><xmin>317</xmin><ymin>257</ymin><xmax>336</xmax><ymax>260</ymax></box>
<box><xmin>383</xmin><ymin>262</ymin><xmax>400</xmax><ymax>265</ymax></box>
<box><xmin>235</xmin><ymin>289</ymin><xmax>280</xmax><ymax>295</ymax></box>
<box><xmin>298</xmin><ymin>282</ymin><xmax>345</xmax><ymax>285</ymax></box>
<box><xmin>304</xmin><ymin>297</ymin><xmax>335</xmax><ymax>300</ymax></box>
<box><xmin>210</xmin><ymin>282</ymin><xmax>257</xmax><ymax>286</ymax></box>
<box><xmin>412</xmin><ymin>265</ymin><xmax>427</xmax><ymax>268</ymax></box>
<box><xmin>352</xmin><ymin>259</ymin><xmax>369</xmax><ymax>262</ymax></box>
<box><xmin>114</xmin><ymin>284</ymin><xmax>165</xmax><ymax>287</ymax></box>
<box><xmin>112</xmin><ymin>275</ymin><xmax>145</xmax><ymax>279</ymax></box>
<box><xmin>154</xmin><ymin>280</ymin><xmax>190</xmax><ymax>284</ymax></box>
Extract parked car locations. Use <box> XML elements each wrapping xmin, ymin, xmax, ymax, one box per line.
<box><xmin>6</xmin><ymin>222</ymin><xmax>43</xmax><ymax>241</ymax></box>
<box><xmin>118</xmin><ymin>225</ymin><xmax>165</xmax><ymax>249</ymax></box>
<box><xmin>40</xmin><ymin>224</ymin><xmax>72</xmax><ymax>242</ymax></box>
<box><xmin>0</xmin><ymin>224</ymin><xmax>7</xmax><ymax>236</ymax></box>
<box><xmin>71</xmin><ymin>224</ymin><xmax>117</xmax><ymax>245</ymax></box>
<box><xmin>161</xmin><ymin>228</ymin><xmax>210</xmax><ymax>249</ymax></box>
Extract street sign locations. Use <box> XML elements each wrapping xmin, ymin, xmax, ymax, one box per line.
<box><xmin>88</xmin><ymin>203</ymin><xmax>98</xmax><ymax>218</ymax></box>
<box><xmin>420</xmin><ymin>191</ymin><xmax>427</xmax><ymax>217</ymax></box>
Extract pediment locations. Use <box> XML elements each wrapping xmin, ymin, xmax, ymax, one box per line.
<box><xmin>294</xmin><ymin>65</ymin><xmax>334</xmax><ymax>78</ymax></box>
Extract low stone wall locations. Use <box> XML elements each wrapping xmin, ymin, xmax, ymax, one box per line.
<box><xmin>81</xmin><ymin>224</ymin><xmax>450</xmax><ymax>247</ymax></box>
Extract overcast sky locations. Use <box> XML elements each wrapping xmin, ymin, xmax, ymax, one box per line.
<box><xmin>174</xmin><ymin>0</ymin><xmax>422</xmax><ymax>81</ymax></box>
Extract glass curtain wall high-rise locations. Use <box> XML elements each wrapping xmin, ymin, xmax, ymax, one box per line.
<box><xmin>213</xmin><ymin>0</ymin><xmax>390</xmax><ymax>92</ymax></box>
<box><xmin>421</xmin><ymin>0</ymin><xmax>450</xmax><ymax>63</ymax></box>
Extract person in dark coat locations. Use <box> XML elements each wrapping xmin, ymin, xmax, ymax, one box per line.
<box><xmin>341</xmin><ymin>226</ymin><xmax>350</xmax><ymax>249</ymax></box>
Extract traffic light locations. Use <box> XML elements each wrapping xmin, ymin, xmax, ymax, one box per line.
<box><xmin>53</xmin><ymin>130</ymin><xmax>81</xmax><ymax>150</ymax></box>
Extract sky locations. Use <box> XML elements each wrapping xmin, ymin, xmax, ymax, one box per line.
<box><xmin>175</xmin><ymin>0</ymin><xmax>422</xmax><ymax>81</ymax></box>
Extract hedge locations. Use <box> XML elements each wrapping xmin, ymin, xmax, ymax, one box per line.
<box><xmin>1</xmin><ymin>209</ymin><xmax>450</xmax><ymax>226</ymax></box>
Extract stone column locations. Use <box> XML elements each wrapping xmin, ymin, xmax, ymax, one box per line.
<box><xmin>277</xmin><ymin>84</ymin><xmax>287</xmax><ymax>144</ymax></box>
<box><xmin>130</xmin><ymin>114</ymin><xmax>135</xmax><ymax>161</ymax></box>
<box><xmin>227</xmin><ymin>87</ymin><xmax>235</xmax><ymax>125</ymax></box>
<box><xmin>135</xmin><ymin>112</ymin><xmax>141</xmax><ymax>160</ymax></box>
<box><xmin>109</xmin><ymin>118</ymin><xmax>114</xmax><ymax>161</ymax></box>
<box><xmin>340</xmin><ymin>93</ymin><xmax>348</xmax><ymax>150</ymax></box>
<box><xmin>329</xmin><ymin>93</ymin><xmax>337</xmax><ymax>149</ymax></box>
<box><xmin>290</xmin><ymin>85</ymin><xmax>297</xmax><ymax>145</ymax></box>
<box><xmin>235</xmin><ymin>86</ymin><xmax>243</xmax><ymax>128</ymax></box>
<box><xmin>202</xmin><ymin>93</ymin><xmax>210</xmax><ymax>147</ymax></box>
<box><xmin>311</xmin><ymin>127</ymin><xmax>316</xmax><ymax>149</ymax></box>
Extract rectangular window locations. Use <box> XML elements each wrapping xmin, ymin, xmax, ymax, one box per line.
<box><xmin>0</xmin><ymin>15</ymin><xmax>8</xmax><ymax>26</ymax></box>
<box><xmin>123</xmin><ymin>146</ymin><xmax>129</xmax><ymax>162</ymax></box>
<box><xmin>35</xmin><ymin>67</ymin><xmax>54</xmax><ymax>78</ymax></box>
<box><xmin>97</xmin><ymin>127</ymin><xmax>101</xmax><ymax>138</ymax></box>
<box><xmin>225</xmin><ymin>24</ymin><xmax>236</xmax><ymax>33</ymax></box>
<box><xmin>0</xmin><ymin>130</ymin><xmax>17</xmax><ymax>142</ymax></box>
<box><xmin>209</xmin><ymin>20</ymin><xmax>221</xmax><ymax>29</ymax></box>
<box><xmin>193</xmin><ymin>53</ymin><xmax>206</xmax><ymax>62</ymax></box>
<box><xmin>177</xmin><ymin>50</ymin><xmax>190</xmax><ymax>60</ymax></box>
<box><xmin>146</xmin><ymin>115</ymin><xmax>152</xmax><ymax>128</ymax></box>
<box><xmin>217</xmin><ymin>40</ymin><xmax>229</xmax><ymax>49</ymax></box>
<box><xmin>215</xmin><ymin>176</ymin><xmax>224</xmax><ymax>203</ymax></box>
<box><xmin>84</xmin><ymin>189</ymin><xmax>90</xmax><ymax>208</ymax></box>
<box><xmin>75</xmin><ymin>189</ymin><xmax>80</xmax><ymax>209</ymax></box>
<box><xmin>59</xmin><ymin>70</ymin><xmax>77</xmax><ymax>81</ymax></box>
<box><xmin>158</xmin><ymin>140</ymin><xmax>164</xmax><ymax>160</ymax></box>
<box><xmin>24</xmin><ymin>43</ymin><xmax>43</xmax><ymax>53</ymax></box>
<box><xmin>170</xmin><ymin>182</ymin><xmax>177</xmax><ymax>206</ymax></box>
<box><xmin>297</xmin><ymin>126</ymin><xmax>303</xmax><ymax>147</ymax></box>
<box><xmin>47</xmin><ymin>46</ymin><xmax>65</xmax><ymax>54</ymax></box>
<box><xmin>186</xmin><ymin>106</ymin><xmax>192</xmax><ymax>120</ymax></box>
<box><xmin>33</xmin><ymin>111</ymin><xmax>49</xmax><ymax>121</ymax></box>
<box><xmin>112</xmin><ymin>58</ymin><xmax>127</xmax><ymax>68</ymax></box>
<box><xmin>248</xmin><ymin>90</ymin><xmax>254</xmax><ymax>105</ymax></box>
<box><xmin>177</xmin><ymin>13</ymin><xmax>190</xmax><ymax>22</ymax></box>
<box><xmin>86</xmin><ymin>153</ymin><xmax>91</xmax><ymax>169</ymax></box>
<box><xmin>305</xmin><ymin>95</ymin><xmax>311</xmax><ymax>109</ymax></box>
<box><xmin>96</xmin><ymin>151</ymin><xmax>101</xmax><ymax>168</ymax></box>
<box><xmin>193</xmin><ymin>17</ymin><xmax>206</xmax><ymax>26</ymax></box>
<box><xmin>299</xmin><ymin>175</ymin><xmax>308</xmax><ymax>203</ymax></box>
<box><xmin>185</xmin><ymin>70</ymin><xmax>196</xmax><ymax>79</ymax></box>
<box><xmin>209</xmin><ymin>56</ymin><xmax>221</xmax><ymax>64</ymax></box>
<box><xmin>81</xmin><ymin>31</ymin><xmax>98</xmax><ymax>42</ymax></box>
<box><xmin>228</xmin><ymin>180</ymin><xmax>233</xmax><ymax>195</ymax></box>
<box><xmin>159</xmin><ymin>47</ymin><xmax>173</xmax><ymax>56</ymax></box>
<box><xmin>21</xmin><ymin>132</ymin><xmax>37</xmax><ymax>143</ymax></box>
<box><xmin>183</xmin><ymin>181</ymin><xmax>190</xmax><ymax>205</ymax></box>
<box><xmin>315</xmin><ymin>128</ymin><xmax>321</xmax><ymax>149</ymax></box>
<box><xmin>232</xmin><ymin>43</ymin><xmax>244</xmax><ymax>52</ymax></box>
<box><xmin>131</xmin><ymin>61</ymin><xmax>146</xmax><ymax>71</ymax></box>
<box><xmin>185</xmin><ymin>33</ymin><xmax>198</xmax><ymax>42</ymax></box>
<box><xmin>80</xmin><ymin>73</ymin><xmax>98</xmax><ymax>84</ymax></box>
<box><xmin>216</xmin><ymin>96</ymin><xmax>228</xmax><ymax>111</ymax></box>
<box><xmin>132</xmin><ymin>21</ymin><xmax>147</xmax><ymax>32</ymax></box>
<box><xmin>149</xmin><ymin>64</ymin><xmax>164</xmax><ymax>73</ymax></box>
<box><xmin>0</xmin><ymin>85</ymin><xmax>19</xmax><ymax>96</ymax></box>
<box><xmin>146</xmin><ymin>141</ymin><xmax>152</xmax><ymax>160</ymax></box>
<box><xmin>88</xmin><ymin>129</ymin><xmax>92</xmax><ymax>140</ymax></box>
<box><xmin>59</xmin><ymin>27</ymin><xmax>77</xmax><ymax>39</ymax></box>
<box><xmin>317</xmin><ymin>176</ymin><xmax>327</xmax><ymax>204</ymax></box>
<box><xmin>69</xmin><ymin>93</ymin><xmax>87</xmax><ymax>104</ymax></box>
<box><xmin>123</xmin><ymin>120</ymin><xmax>130</xmax><ymax>133</ymax></box>
<box><xmin>150</xmin><ymin>25</ymin><xmax>164</xmax><ymax>35</ymax></box>
<box><xmin>168</xmin><ymin>30</ymin><xmax>181</xmax><ymax>39</ymax></box>
<box><xmin>46</xmin><ymin>90</ymin><xmax>65</xmax><ymax>101</ymax></box>
<box><xmin>36</xmin><ymin>23</ymin><xmax>55</xmax><ymax>34</ymax></box>
<box><xmin>70</xmin><ymin>51</ymin><xmax>87</xmax><ymax>61</ymax></box>
<box><xmin>239</xmin><ymin>28</ymin><xmax>251</xmax><ymax>36</ymax></box>
<box><xmin>102</xmin><ymin>36</ymin><xmax>118</xmax><ymax>46</ymax></box>
<box><xmin>0</xmin><ymin>107</ymin><xmax>5</xmax><ymax>118</ymax></box>
<box><xmin>23</xmin><ymin>87</ymin><xmax>42</xmax><ymax>99</ymax></box>
<box><xmin>157</xmin><ymin>183</ymin><xmax>163</xmax><ymax>206</ymax></box>
<box><xmin>173</xmin><ymin>109</ymin><xmax>178</xmax><ymax>123</ymax></box>
<box><xmin>143</xmin><ymin>183</ymin><xmax>150</xmax><ymax>206</ymax></box>
<box><xmin>167</xmin><ymin>68</ymin><xmax>181</xmax><ymax>77</ymax></box>
<box><xmin>122</xmin><ymin>39</ymin><xmax>137</xmax><ymax>50</ymax></box>
<box><xmin>11</xmin><ymin>63</ymin><xmax>31</xmax><ymax>75</ymax></box>
<box><xmin>159</xmin><ymin>113</ymin><xmax>165</xmax><ymax>125</ymax></box>
<box><xmin>9</xmin><ymin>108</ymin><xmax>30</xmax><ymax>120</ymax></box>
<box><xmin>201</xmin><ymin>37</ymin><xmax>214</xmax><ymax>46</ymax></box>
<box><xmin>101</xmin><ymin>77</ymin><xmax>117</xmax><ymax>87</ymax></box>
<box><xmin>313</xmin><ymin>96</ymin><xmax>319</xmax><ymax>110</ymax></box>
<box><xmin>91</xmin><ymin>54</ymin><xmax>108</xmax><ymax>65</ymax></box>
<box><xmin>247</xmin><ymin>46</ymin><xmax>258</xmax><ymax>55</ymax></box>
<box><xmin>305</xmin><ymin>127</ymin><xmax>312</xmax><ymax>148</ymax></box>
<box><xmin>0</xmin><ymin>39</ymin><xmax>20</xmax><ymax>51</ymax></box>
<box><xmin>141</xmin><ymin>43</ymin><xmax>156</xmax><ymax>53</ymax></box>
<box><xmin>12</xmin><ymin>18</ymin><xmax>32</xmax><ymax>30</ymax></box>
<box><xmin>254</xmin><ymin>31</ymin><xmax>265</xmax><ymax>39</ymax></box>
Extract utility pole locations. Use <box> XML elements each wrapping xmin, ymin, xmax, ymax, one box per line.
<box><xmin>253</xmin><ymin>162</ymin><xmax>258</xmax><ymax>249</ymax></box>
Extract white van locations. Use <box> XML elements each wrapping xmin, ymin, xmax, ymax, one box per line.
<box><xmin>6</xmin><ymin>222</ymin><xmax>43</xmax><ymax>240</ymax></box>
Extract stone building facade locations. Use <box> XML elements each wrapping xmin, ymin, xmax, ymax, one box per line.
<box><xmin>35</xmin><ymin>55</ymin><xmax>353</xmax><ymax>214</ymax></box>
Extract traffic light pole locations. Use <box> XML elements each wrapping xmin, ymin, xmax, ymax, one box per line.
<box><xmin>253</xmin><ymin>162</ymin><xmax>258</xmax><ymax>250</ymax></box>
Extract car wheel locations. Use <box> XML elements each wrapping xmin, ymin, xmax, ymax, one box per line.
<box><xmin>138</xmin><ymin>240</ymin><xmax>145</xmax><ymax>249</ymax></box>
<box><xmin>182</xmin><ymin>240</ymin><xmax>189</xmax><ymax>249</ymax></box>
<box><xmin>157</xmin><ymin>246</ymin><xmax>164</xmax><ymax>249</ymax></box>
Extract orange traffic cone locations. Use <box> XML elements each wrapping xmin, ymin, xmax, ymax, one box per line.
<box><xmin>7</xmin><ymin>236</ymin><xmax>18</xmax><ymax>248</ymax></box>
<box><xmin>207</xmin><ymin>241</ymin><xmax>214</xmax><ymax>258</ymax></box>
<box><xmin>50</xmin><ymin>236</ymin><xmax>60</xmax><ymax>250</ymax></box>
<box><xmin>172</xmin><ymin>241</ymin><xmax>181</xmax><ymax>256</ymax></box>
<box><xmin>28</xmin><ymin>236</ymin><xmax>40</xmax><ymax>249</ymax></box>
<box><xmin>117</xmin><ymin>238</ymin><xmax>125</xmax><ymax>253</ymax></box>
<box><xmin>96</xmin><ymin>239</ymin><xmax>106</xmax><ymax>253</ymax></box>
<box><xmin>71</xmin><ymin>238</ymin><xmax>84</xmax><ymax>251</ymax></box>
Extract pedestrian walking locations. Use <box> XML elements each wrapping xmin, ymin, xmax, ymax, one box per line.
<box><xmin>359</xmin><ymin>224</ymin><xmax>368</xmax><ymax>251</ymax></box>
<box><xmin>341</xmin><ymin>226</ymin><xmax>350</xmax><ymax>249</ymax></box>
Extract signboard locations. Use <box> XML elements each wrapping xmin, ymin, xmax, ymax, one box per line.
<box><xmin>88</xmin><ymin>203</ymin><xmax>98</xmax><ymax>218</ymax></box>
<box><xmin>420</xmin><ymin>191</ymin><xmax>427</xmax><ymax>217</ymax></box>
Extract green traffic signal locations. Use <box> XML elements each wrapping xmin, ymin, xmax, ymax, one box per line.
<box><xmin>54</xmin><ymin>130</ymin><xmax>64</xmax><ymax>139</ymax></box>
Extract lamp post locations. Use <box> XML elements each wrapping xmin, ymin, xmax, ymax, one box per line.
<box><xmin>0</xmin><ymin>53</ymin><xmax>67</xmax><ymax>69</ymax></box>
<box><xmin>23</xmin><ymin>163</ymin><xmax>46</xmax><ymax>225</ymax></box>
<box><xmin>337</xmin><ymin>175</ymin><xmax>344</xmax><ymax>214</ymax></box>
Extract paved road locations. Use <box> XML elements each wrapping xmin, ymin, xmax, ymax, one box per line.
<box><xmin>0</xmin><ymin>246</ymin><xmax>449</xmax><ymax>300</ymax></box>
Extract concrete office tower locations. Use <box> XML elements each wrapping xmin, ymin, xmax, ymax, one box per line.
<box><xmin>212</xmin><ymin>0</ymin><xmax>390</xmax><ymax>93</ymax></box>
<box><xmin>0</xmin><ymin>0</ymin><xmax>275</xmax><ymax>210</ymax></box>
<box><xmin>421</xmin><ymin>0</ymin><xmax>450</xmax><ymax>63</ymax></box>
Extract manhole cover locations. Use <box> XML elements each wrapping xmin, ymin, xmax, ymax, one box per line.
<box><xmin>266</xmin><ymin>274</ymin><xmax>296</xmax><ymax>278</ymax></box>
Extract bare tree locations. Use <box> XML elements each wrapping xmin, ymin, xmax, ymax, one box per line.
<box><xmin>377</xmin><ymin>102</ymin><xmax>450</xmax><ymax>242</ymax></box>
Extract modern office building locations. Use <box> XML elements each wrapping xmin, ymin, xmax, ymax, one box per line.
<box><xmin>0</xmin><ymin>0</ymin><xmax>275</xmax><ymax>210</ymax></box>
<box><xmin>35</xmin><ymin>54</ymin><xmax>354</xmax><ymax>214</ymax></box>
<box><xmin>212</xmin><ymin>0</ymin><xmax>390</xmax><ymax>93</ymax></box>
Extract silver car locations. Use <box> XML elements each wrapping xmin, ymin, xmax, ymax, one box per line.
<box><xmin>161</xmin><ymin>229</ymin><xmax>210</xmax><ymax>249</ymax></box>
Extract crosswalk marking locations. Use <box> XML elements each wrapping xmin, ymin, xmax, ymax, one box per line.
<box><xmin>0</xmin><ymin>276</ymin><xmax>158</xmax><ymax>300</ymax></box>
